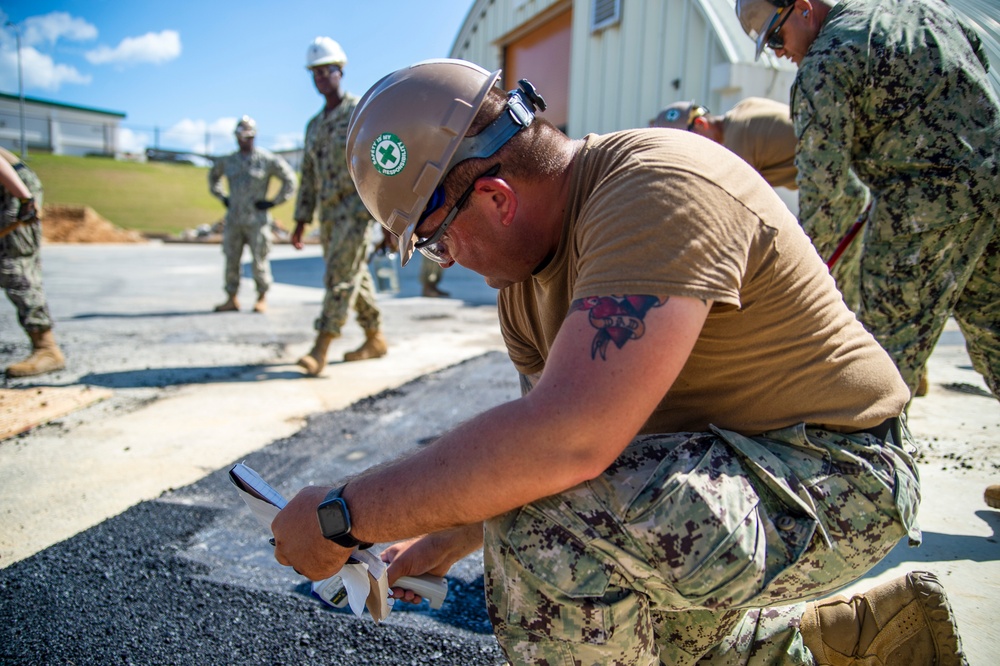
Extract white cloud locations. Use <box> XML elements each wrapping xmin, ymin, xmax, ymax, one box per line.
<box><xmin>85</xmin><ymin>30</ymin><xmax>181</xmax><ymax>66</ymax></box>
<box><xmin>116</xmin><ymin>127</ymin><xmax>149</xmax><ymax>155</ymax></box>
<box><xmin>271</xmin><ymin>132</ymin><xmax>303</xmax><ymax>151</ymax></box>
<box><xmin>21</xmin><ymin>12</ymin><xmax>98</xmax><ymax>47</ymax></box>
<box><xmin>0</xmin><ymin>45</ymin><xmax>91</xmax><ymax>91</ymax></box>
<box><xmin>160</xmin><ymin>117</ymin><xmax>237</xmax><ymax>155</ymax></box>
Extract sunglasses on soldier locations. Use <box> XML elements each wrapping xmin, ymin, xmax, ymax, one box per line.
<box><xmin>765</xmin><ymin>7</ymin><xmax>794</xmax><ymax>51</ymax></box>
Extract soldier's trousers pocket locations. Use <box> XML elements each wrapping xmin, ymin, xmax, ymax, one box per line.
<box><xmin>490</xmin><ymin>504</ymin><xmax>640</xmax><ymax>647</ymax></box>
<box><xmin>0</xmin><ymin>222</ymin><xmax>39</xmax><ymax>257</ymax></box>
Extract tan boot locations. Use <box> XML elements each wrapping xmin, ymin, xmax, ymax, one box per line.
<box><xmin>916</xmin><ymin>371</ymin><xmax>929</xmax><ymax>397</ymax></box>
<box><xmin>801</xmin><ymin>571</ymin><xmax>966</xmax><ymax>666</ymax></box>
<box><xmin>214</xmin><ymin>295</ymin><xmax>240</xmax><ymax>312</ymax></box>
<box><xmin>985</xmin><ymin>485</ymin><xmax>1000</xmax><ymax>509</ymax></box>
<box><xmin>343</xmin><ymin>330</ymin><xmax>388</xmax><ymax>362</ymax></box>
<box><xmin>297</xmin><ymin>332</ymin><xmax>337</xmax><ymax>376</ymax></box>
<box><xmin>6</xmin><ymin>329</ymin><xmax>66</xmax><ymax>378</ymax></box>
<box><xmin>253</xmin><ymin>293</ymin><xmax>267</xmax><ymax>313</ymax></box>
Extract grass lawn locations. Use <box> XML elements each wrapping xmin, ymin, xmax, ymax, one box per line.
<box><xmin>26</xmin><ymin>153</ymin><xmax>298</xmax><ymax>237</ymax></box>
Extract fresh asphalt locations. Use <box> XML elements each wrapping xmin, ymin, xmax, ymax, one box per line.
<box><xmin>2</xmin><ymin>354</ymin><xmax>514</xmax><ymax>665</ymax></box>
<box><xmin>0</xmin><ymin>242</ymin><xmax>511</xmax><ymax>664</ymax></box>
<box><xmin>1</xmin><ymin>241</ymin><xmax>997</xmax><ymax>664</ymax></box>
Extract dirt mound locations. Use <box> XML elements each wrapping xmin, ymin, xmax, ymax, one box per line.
<box><xmin>42</xmin><ymin>205</ymin><xmax>146</xmax><ymax>244</ymax></box>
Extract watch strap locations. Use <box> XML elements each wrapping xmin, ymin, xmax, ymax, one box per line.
<box><xmin>319</xmin><ymin>486</ymin><xmax>372</xmax><ymax>550</ymax></box>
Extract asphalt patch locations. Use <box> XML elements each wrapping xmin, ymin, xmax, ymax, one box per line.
<box><xmin>0</xmin><ymin>352</ymin><xmax>518</xmax><ymax>665</ymax></box>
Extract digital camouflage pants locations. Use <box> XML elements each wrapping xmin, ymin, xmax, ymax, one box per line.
<box><xmin>860</xmin><ymin>212</ymin><xmax>999</xmax><ymax>400</ymax></box>
<box><xmin>315</xmin><ymin>214</ymin><xmax>380</xmax><ymax>335</ymax></box>
<box><xmin>1</xmin><ymin>163</ymin><xmax>51</xmax><ymax>332</ymax></box>
<box><xmin>0</xmin><ymin>239</ymin><xmax>51</xmax><ymax>332</ymax></box>
<box><xmin>484</xmin><ymin>421</ymin><xmax>920</xmax><ymax>665</ymax></box>
<box><xmin>222</xmin><ymin>219</ymin><xmax>271</xmax><ymax>296</ymax></box>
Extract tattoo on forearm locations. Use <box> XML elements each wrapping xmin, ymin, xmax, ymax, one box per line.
<box><xmin>569</xmin><ymin>295</ymin><xmax>668</xmax><ymax>360</ymax></box>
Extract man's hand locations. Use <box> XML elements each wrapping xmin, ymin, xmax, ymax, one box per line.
<box><xmin>16</xmin><ymin>197</ymin><xmax>37</xmax><ymax>223</ymax></box>
<box><xmin>271</xmin><ymin>485</ymin><xmax>353</xmax><ymax>580</ymax></box>
<box><xmin>222</xmin><ymin>196</ymin><xmax>230</xmax><ymax>208</ymax></box>
<box><xmin>382</xmin><ymin>524</ymin><xmax>483</xmax><ymax>605</ymax></box>
<box><xmin>290</xmin><ymin>221</ymin><xmax>308</xmax><ymax>250</ymax></box>
<box><xmin>254</xmin><ymin>200</ymin><xmax>275</xmax><ymax>210</ymax></box>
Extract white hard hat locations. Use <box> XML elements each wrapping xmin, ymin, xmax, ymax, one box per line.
<box><xmin>235</xmin><ymin>115</ymin><xmax>257</xmax><ymax>137</ymax></box>
<box><xmin>306</xmin><ymin>36</ymin><xmax>347</xmax><ymax>69</ymax></box>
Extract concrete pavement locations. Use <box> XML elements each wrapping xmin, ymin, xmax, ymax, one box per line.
<box><xmin>1</xmin><ymin>241</ymin><xmax>998</xmax><ymax>664</ymax></box>
<box><xmin>0</xmin><ymin>242</ymin><xmax>505</xmax><ymax>568</ymax></box>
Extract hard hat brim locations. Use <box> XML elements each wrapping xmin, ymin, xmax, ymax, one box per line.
<box><xmin>754</xmin><ymin>6</ymin><xmax>783</xmax><ymax>60</ymax></box>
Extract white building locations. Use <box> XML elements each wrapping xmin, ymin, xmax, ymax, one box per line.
<box><xmin>449</xmin><ymin>0</ymin><xmax>797</xmax><ymax>138</ymax></box>
<box><xmin>0</xmin><ymin>93</ymin><xmax>125</xmax><ymax>157</ymax></box>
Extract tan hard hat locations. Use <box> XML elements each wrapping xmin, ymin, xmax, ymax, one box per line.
<box><xmin>306</xmin><ymin>36</ymin><xmax>347</xmax><ymax>69</ymax></box>
<box><xmin>735</xmin><ymin>0</ymin><xmax>793</xmax><ymax>60</ymax></box>
<box><xmin>649</xmin><ymin>101</ymin><xmax>708</xmax><ymax>130</ymax></box>
<box><xmin>346</xmin><ymin>59</ymin><xmax>502</xmax><ymax>266</ymax></box>
<box><xmin>235</xmin><ymin>115</ymin><xmax>257</xmax><ymax>138</ymax></box>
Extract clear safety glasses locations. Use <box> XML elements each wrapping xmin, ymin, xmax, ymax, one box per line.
<box><xmin>413</xmin><ymin>164</ymin><xmax>501</xmax><ymax>264</ymax></box>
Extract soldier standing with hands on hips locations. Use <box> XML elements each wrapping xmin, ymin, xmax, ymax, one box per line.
<box><xmin>208</xmin><ymin>115</ymin><xmax>296</xmax><ymax>314</ymax></box>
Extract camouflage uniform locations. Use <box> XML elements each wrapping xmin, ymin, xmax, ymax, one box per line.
<box><xmin>294</xmin><ymin>94</ymin><xmax>381</xmax><ymax>335</ymax></box>
<box><xmin>792</xmin><ymin>0</ymin><xmax>1000</xmax><ymax>397</ymax></box>
<box><xmin>209</xmin><ymin>147</ymin><xmax>295</xmax><ymax>297</ymax></box>
<box><xmin>0</xmin><ymin>161</ymin><xmax>52</xmax><ymax>332</ymax></box>
<box><xmin>722</xmin><ymin>97</ymin><xmax>869</xmax><ymax>311</ymax></box>
<box><xmin>486</xmin><ymin>423</ymin><xmax>920</xmax><ymax>665</ymax></box>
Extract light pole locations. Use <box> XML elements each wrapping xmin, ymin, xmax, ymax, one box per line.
<box><xmin>4</xmin><ymin>20</ymin><xmax>26</xmax><ymax>160</ymax></box>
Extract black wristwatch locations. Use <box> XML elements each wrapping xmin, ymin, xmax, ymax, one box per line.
<box><xmin>316</xmin><ymin>485</ymin><xmax>372</xmax><ymax>549</ymax></box>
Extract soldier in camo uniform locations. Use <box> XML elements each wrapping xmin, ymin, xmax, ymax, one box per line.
<box><xmin>271</xmin><ymin>60</ymin><xmax>967</xmax><ymax>666</ymax></box>
<box><xmin>291</xmin><ymin>37</ymin><xmax>387</xmax><ymax>375</ymax></box>
<box><xmin>208</xmin><ymin>116</ymin><xmax>296</xmax><ymax>314</ymax></box>
<box><xmin>650</xmin><ymin>97</ymin><xmax>869</xmax><ymax>312</ymax></box>
<box><xmin>738</xmin><ymin>0</ymin><xmax>999</xmax><ymax>404</ymax></box>
<box><xmin>0</xmin><ymin>148</ymin><xmax>65</xmax><ymax>378</ymax></box>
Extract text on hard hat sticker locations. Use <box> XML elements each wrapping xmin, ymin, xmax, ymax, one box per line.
<box><xmin>371</xmin><ymin>133</ymin><xmax>407</xmax><ymax>176</ymax></box>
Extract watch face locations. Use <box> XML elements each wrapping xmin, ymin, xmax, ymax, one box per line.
<box><xmin>318</xmin><ymin>498</ymin><xmax>350</xmax><ymax>537</ymax></box>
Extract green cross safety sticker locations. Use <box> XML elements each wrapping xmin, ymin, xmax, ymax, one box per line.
<box><xmin>371</xmin><ymin>133</ymin><xmax>407</xmax><ymax>176</ymax></box>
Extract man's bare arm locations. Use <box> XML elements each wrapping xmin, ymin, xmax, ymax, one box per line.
<box><xmin>518</xmin><ymin>370</ymin><xmax>542</xmax><ymax>396</ymax></box>
<box><xmin>273</xmin><ymin>294</ymin><xmax>711</xmax><ymax>580</ymax></box>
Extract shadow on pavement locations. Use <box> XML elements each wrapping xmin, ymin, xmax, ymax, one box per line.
<box><xmin>69</xmin><ymin>310</ymin><xmax>218</xmax><ymax>320</ymax></box>
<box><xmin>268</xmin><ymin>253</ymin><xmax>499</xmax><ymax>307</ymax></box>
<box><xmin>78</xmin><ymin>363</ymin><xmax>308</xmax><ymax>388</ymax></box>
<box><xmin>862</xmin><ymin>509</ymin><xmax>999</xmax><ymax>580</ymax></box>
<box><xmin>268</xmin><ymin>255</ymin><xmax>325</xmax><ymax>289</ymax></box>
<box><xmin>291</xmin><ymin>575</ymin><xmax>495</xmax><ymax>636</ymax></box>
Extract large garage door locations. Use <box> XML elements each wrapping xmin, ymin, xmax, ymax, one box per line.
<box><xmin>503</xmin><ymin>9</ymin><xmax>572</xmax><ymax>132</ymax></box>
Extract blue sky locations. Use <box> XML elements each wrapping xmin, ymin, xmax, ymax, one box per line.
<box><xmin>0</xmin><ymin>0</ymin><xmax>475</xmax><ymax>155</ymax></box>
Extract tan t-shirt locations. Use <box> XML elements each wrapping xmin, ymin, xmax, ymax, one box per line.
<box><xmin>724</xmin><ymin>97</ymin><xmax>798</xmax><ymax>189</ymax></box>
<box><xmin>498</xmin><ymin>130</ymin><xmax>908</xmax><ymax>435</ymax></box>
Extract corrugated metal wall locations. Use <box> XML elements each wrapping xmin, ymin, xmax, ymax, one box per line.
<box><xmin>450</xmin><ymin>0</ymin><xmax>796</xmax><ymax>138</ymax></box>
<box><xmin>452</xmin><ymin>0</ymin><xmax>570</xmax><ymax>69</ymax></box>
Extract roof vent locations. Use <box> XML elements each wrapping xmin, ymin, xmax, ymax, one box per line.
<box><xmin>592</xmin><ymin>0</ymin><xmax>621</xmax><ymax>32</ymax></box>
